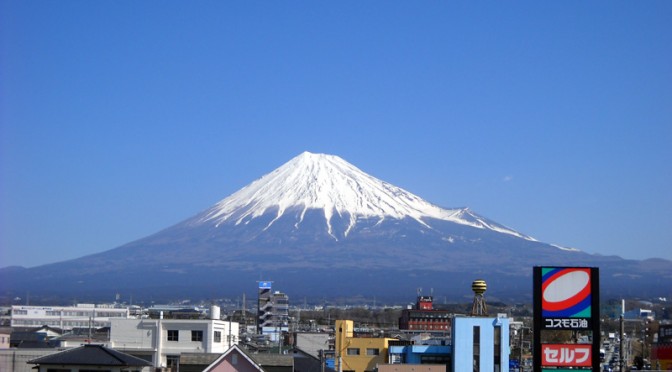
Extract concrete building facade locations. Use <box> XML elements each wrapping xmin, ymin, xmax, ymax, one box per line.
<box><xmin>110</xmin><ymin>317</ymin><xmax>239</xmax><ymax>370</ymax></box>
<box><xmin>335</xmin><ymin>320</ymin><xmax>395</xmax><ymax>372</ymax></box>
<box><xmin>450</xmin><ymin>316</ymin><xmax>509</xmax><ymax>372</ymax></box>
<box><xmin>11</xmin><ymin>304</ymin><xmax>129</xmax><ymax>330</ymax></box>
<box><xmin>399</xmin><ymin>296</ymin><xmax>451</xmax><ymax>332</ymax></box>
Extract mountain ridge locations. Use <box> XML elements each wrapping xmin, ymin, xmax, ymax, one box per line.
<box><xmin>195</xmin><ymin>151</ymin><xmax>534</xmax><ymax>241</ymax></box>
<box><xmin>1</xmin><ymin>151</ymin><xmax>670</xmax><ymax>303</ymax></box>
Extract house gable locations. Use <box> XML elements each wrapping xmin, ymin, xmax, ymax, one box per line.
<box><xmin>204</xmin><ymin>345</ymin><xmax>265</xmax><ymax>372</ymax></box>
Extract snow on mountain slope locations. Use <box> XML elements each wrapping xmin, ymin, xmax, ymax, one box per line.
<box><xmin>200</xmin><ymin>151</ymin><xmax>533</xmax><ymax>241</ymax></box>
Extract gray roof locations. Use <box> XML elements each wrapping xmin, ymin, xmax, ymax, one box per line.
<box><xmin>180</xmin><ymin>352</ymin><xmax>221</xmax><ymax>365</ymax></box>
<box><xmin>248</xmin><ymin>352</ymin><xmax>294</xmax><ymax>367</ymax></box>
<box><xmin>28</xmin><ymin>344</ymin><xmax>152</xmax><ymax>366</ymax></box>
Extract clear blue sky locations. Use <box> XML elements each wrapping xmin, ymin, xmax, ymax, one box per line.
<box><xmin>1</xmin><ymin>1</ymin><xmax>671</xmax><ymax>267</ymax></box>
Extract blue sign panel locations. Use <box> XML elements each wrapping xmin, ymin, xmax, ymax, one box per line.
<box><xmin>258</xmin><ymin>281</ymin><xmax>272</xmax><ymax>289</ymax></box>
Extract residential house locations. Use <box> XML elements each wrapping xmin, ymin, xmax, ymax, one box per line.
<box><xmin>10</xmin><ymin>325</ymin><xmax>63</xmax><ymax>348</ymax></box>
<box><xmin>179</xmin><ymin>352</ymin><xmax>222</xmax><ymax>372</ymax></box>
<box><xmin>291</xmin><ymin>347</ymin><xmax>336</xmax><ymax>372</ymax></box>
<box><xmin>293</xmin><ymin>332</ymin><xmax>330</xmax><ymax>359</ymax></box>
<box><xmin>204</xmin><ymin>344</ymin><xmax>293</xmax><ymax>372</ymax></box>
<box><xmin>28</xmin><ymin>343</ymin><xmax>151</xmax><ymax>372</ymax></box>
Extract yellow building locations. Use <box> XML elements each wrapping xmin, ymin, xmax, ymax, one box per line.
<box><xmin>335</xmin><ymin>320</ymin><xmax>396</xmax><ymax>372</ymax></box>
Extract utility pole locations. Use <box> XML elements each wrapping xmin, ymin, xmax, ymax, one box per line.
<box><xmin>620</xmin><ymin>299</ymin><xmax>625</xmax><ymax>371</ymax></box>
<box><xmin>319</xmin><ymin>349</ymin><xmax>325</xmax><ymax>372</ymax></box>
<box><xmin>519</xmin><ymin>327</ymin><xmax>524</xmax><ymax>370</ymax></box>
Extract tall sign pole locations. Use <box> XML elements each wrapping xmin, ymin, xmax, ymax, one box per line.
<box><xmin>533</xmin><ymin>267</ymin><xmax>600</xmax><ymax>372</ymax></box>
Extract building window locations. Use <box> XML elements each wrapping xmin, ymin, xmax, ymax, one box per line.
<box><xmin>167</xmin><ymin>330</ymin><xmax>179</xmax><ymax>341</ymax></box>
<box><xmin>192</xmin><ymin>330</ymin><xmax>203</xmax><ymax>341</ymax></box>
<box><xmin>366</xmin><ymin>348</ymin><xmax>379</xmax><ymax>356</ymax></box>
<box><xmin>473</xmin><ymin>326</ymin><xmax>480</xmax><ymax>372</ymax></box>
<box><xmin>347</xmin><ymin>348</ymin><xmax>360</xmax><ymax>355</ymax></box>
<box><xmin>166</xmin><ymin>355</ymin><xmax>179</xmax><ymax>370</ymax></box>
<box><xmin>214</xmin><ymin>331</ymin><xmax>222</xmax><ymax>342</ymax></box>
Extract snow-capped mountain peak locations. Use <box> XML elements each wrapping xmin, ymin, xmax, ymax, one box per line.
<box><xmin>200</xmin><ymin>151</ymin><xmax>532</xmax><ymax>240</ymax></box>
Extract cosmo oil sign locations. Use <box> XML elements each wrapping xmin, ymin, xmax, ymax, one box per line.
<box><xmin>540</xmin><ymin>267</ymin><xmax>593</xmax><ymax>328</ymax></box>
<box><xmin>533</xmin><ymin>267</ymin><xmax>600</xmax><ymax>372</ymax></box>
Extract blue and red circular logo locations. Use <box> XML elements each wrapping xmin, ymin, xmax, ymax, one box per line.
<box><xmin>541</xmin><ymin>268</ymin><xmax>592</xmax><ymax>318</ymax></box>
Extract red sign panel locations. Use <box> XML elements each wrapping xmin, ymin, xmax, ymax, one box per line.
<box><xmin>541</xmin><ymin>344</ymin><xmax>592</xmax><ymax>367</ymax></box>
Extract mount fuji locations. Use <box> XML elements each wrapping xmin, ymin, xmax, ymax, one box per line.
<box><xmin>1</xmin><ymin>152</ymin><xmax>670</xmax><ymax>303</ymax></box>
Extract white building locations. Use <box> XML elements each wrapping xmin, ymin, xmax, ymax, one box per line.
<box><xmin>11</xmin><ymin>304</ymin><xmax>130</xmax><ymax>330</ymax></box>
<box><xmin>110</xmin><ymin>316</ymin><xmax>239</xmax><ymax>370</ymax></box>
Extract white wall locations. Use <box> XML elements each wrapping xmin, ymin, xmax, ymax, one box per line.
<box><xmin>11</xmin><ymin>305</ymin><xmax>129</xmax><ymax>330</ymax></box>
<box><xmin>110</xmin><ymin>318</ymin><xmax>239</xmax><ymax>368</ymax></box>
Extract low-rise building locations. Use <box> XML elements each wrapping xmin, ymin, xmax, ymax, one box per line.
<box><xmin>378</xmin><ymin>364</ymin><xmax>446</xmax><ymax>372</ymax></box>
<box><xmin>388</xmin><ymin>340</ymin><xmax>451</xmax><ymax>365</ymax></box>
<box><xmin>11</xmin><ymin>304</ymin><xmax>130</xmax><ymax>330</ymax></box>
<box><xmin>652</xmin><ymin>323</ymin><xmax>672</xmax><ymax>369</ymax></box>
<box><xmin>0</xmin><ymin>328</ymin><xmax>12</xmax><ymax>349</ymax></box>
<box><xmin>10</xmin><ymin>325</ymin><xmax>62</xmax><ymax>348</ymax></box>
<box><xmin>28</xmin><ymin>344</ymin><xmax>151</xmax><ymax>372</ymax></box>
<box><xmin>293</xmin><ymin>332</ymin><xmax>331</xmax><ymax>359</ymax></box>
<box><xmin>335</xmin><ymin>313</ymin><xmax>508</xmax><ymax>372</ymax></box>
<box><xmin>109</xmin><ymin>315</ymin><xmax>239</xmax><ymax>370</ymax></box>
<box><xmin>399</xmin><ymin>296</ymin><xmax>451</xmax><ymax>333</ymax></box>
<box><xmin>204</xmin><ymin>344</ymin><xmax>293</xmax><ymax>372</ymax></box>
<box><xmin>335</xmin><ymin>320</ymin><xmax>395</xmax><ymax>372</ymax></box>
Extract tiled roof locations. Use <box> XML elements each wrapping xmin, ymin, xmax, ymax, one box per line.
<box><xmin>28</xmin><ymin>344</ymin><xmax>151</xmax><ymax>366</ymax></box>
<box><xmin>248</xmin><ymin>352</ymin><xmax>294</xmax><ymax>367</ymax></box>
<box><xmin>180</xmin><ymin>352</ymin><xmax>221</xmax><ymax>365</ymax></box>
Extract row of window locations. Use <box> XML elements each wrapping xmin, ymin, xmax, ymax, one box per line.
<box><xmin>408</xmin><ymin>312</ymin><xmax>451</xmax><ymax>318</ymax></box>
<box><xmin>13</xmin><ymin>309</ymin><xmax>125</xmax><ymax>317</ymax></box>
<box><xmin>12</xmin><ymin>319</ymin><xmax>108</xmax><ymax>327</ymax></box>
<box><xmin>167</xmin><ymin>330</ymin><xmax>227</xmax><ymax>343</ymax></box>
<box><xmin>408</xmin><ymin>324</ymin><xmax>449</xmax><ymax>330</ymax></box>
<box><xmin>346</xmin><ymin>348</ymin><xmax>380</xmax><ymax>356</ymax></box>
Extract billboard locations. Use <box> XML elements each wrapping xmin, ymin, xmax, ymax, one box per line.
<box><xmin>541</xmin><ymin>344</ymin><xmax>592</xmax><ymax>367</ymax></box>
<box><xmin>539</xmin><ymin>267</ymin><xmax>594</xmax><ymax>329</ymax></box>
<box><xmin>533</xmin><ymin>267</ymin><xmax>599</xmax><ymax>372</ymax></box>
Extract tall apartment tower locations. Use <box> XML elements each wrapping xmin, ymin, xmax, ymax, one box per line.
<box><xmin>257</xmin><ymin>281</ymin><xmax>290</xmax><ymax>335</ymax></box>
<box><xmin>257</xmin><ymin>281</ymin><xmax>273</xmax><ymax>334</ymax></box>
